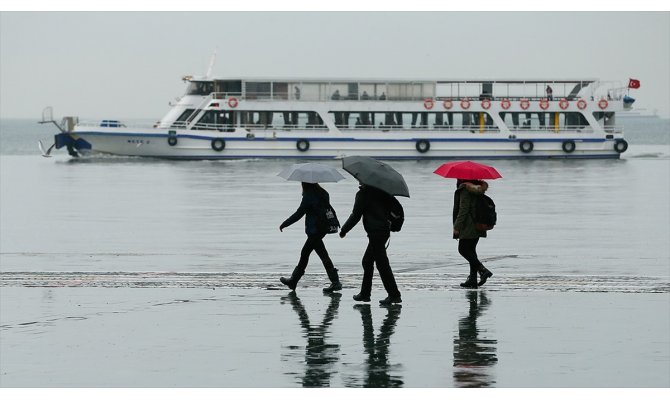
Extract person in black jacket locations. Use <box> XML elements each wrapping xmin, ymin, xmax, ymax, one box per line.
<box><xmin>279</xmin><ymin>182</ymin><xmax>341</xmax><ymax>293</ymax></box>
<box><xmin>339</xmin><ymin>185</ymin><xmax>402</xmax><ymax>305</ymax></box>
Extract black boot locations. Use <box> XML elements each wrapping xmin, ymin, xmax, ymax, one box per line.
<box><xmin>279</xmin><ymin>276</ymin><xmax>296</xmax><ymax>291</ymax></box>
<box><xmin>280</xmin><ymin>266</ymin><xmax>303</xmax><ymax>291</ymax></box>
<box><xmin>353</xmin><ymin>293</ymin><xmax>371</xmax><ymax>302</ymax></box>
<box><xmin>379</xmin><ymin>295</ymin><xmax>402</xmax><ymax>306</ymax></box>
<box><xmin>459</xmin><ymin>275</ymin><xmax>478</xmax><ymax>288</ymax></box>
<box><xmin>323</xmin><ymin>267</ymin><xmax>342</xmax><ymax>293</ymax></box>
<box><xmin>477</xmin><ymin>265</ymin><xmax>493</xmax><ymax>286</ymax></box>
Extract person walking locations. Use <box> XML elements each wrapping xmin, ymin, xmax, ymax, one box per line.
<box><xmin>279</xmin><ymin>182</ymin><xmax>341</xmax><ymax>293</ymax></box>
<box><xmin>339</xmin><ymin>184</ymin><xmax>402</xmax><ymax>305</ymax></box>
<box><xmin>453</xmin><ymin>179</ymin><xmax>493</xmax><ymax>288</ymax></box>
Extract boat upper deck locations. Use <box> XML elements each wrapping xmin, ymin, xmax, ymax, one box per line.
<box><xmin>182</xmin><ymin>77</ymin><xmax>625</xmax><ymax>102</ymax></box>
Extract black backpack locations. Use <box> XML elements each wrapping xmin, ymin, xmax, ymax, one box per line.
<box><xmin>386</xmin><ymin>195</ymin><xmax>405</xmax><ymax>232</ymax></box>
<box><xmin>317</xmin><ymin>203</ymin><xmax>340</xmax><ymax>234</ymax></box>
<box><xmin>473</xmin><ymin>194</ymin><xmax>496</xmax><ymax>231</ymax></box>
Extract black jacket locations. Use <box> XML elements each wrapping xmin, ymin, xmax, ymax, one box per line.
<box><xmin>281</xmin><ymin>186</ymin><xmax>329</xmax><ymax>236</ymax></box>
<box><xmin>341</xmin><ymin>186</ymin><xmax>391</xmax><ymax>235</ymax></box>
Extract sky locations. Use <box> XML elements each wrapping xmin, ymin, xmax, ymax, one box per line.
<box><xmin>1</xmin><ymin>11</ymin><xmax>669</xmax><ymax>120</ymax></box>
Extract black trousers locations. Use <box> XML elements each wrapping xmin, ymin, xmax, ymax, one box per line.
<box><xmin>360</xmin><ymin>233</ymin><xmax>401</xmax><ymax>298</ymax></box>
<box><xmin>458</xmin><ymin>238</ymin><xmax>482</xmax><ymax>276</ymax></box>
<box><xmin>293</xmin><ymin>233</ymin><xmax>337</xmax><ymax>282</ymax></box>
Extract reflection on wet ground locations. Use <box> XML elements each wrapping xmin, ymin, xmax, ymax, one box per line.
<box><xmin>282</xmin><ymin>292</ymin><xmax>341</xmax><ymax>387</ymax></box>
<box><xmin>352</xmin><ymin>304</ymin><xmax>403</xmax><ymax>388</ymax></box>
<box><xmin>1</xmin><ymin>287</ymin><xmax>669</xmax><ymax>387</ymax></box>
<box><xmin>453</xmin><ymin>291</ymin><xmax>497</xmax><ymax>388</ymax></box>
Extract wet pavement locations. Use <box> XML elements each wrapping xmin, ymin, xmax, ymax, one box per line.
<box><xmin>1</xmin><ymin>284</ymin><xmax>668</xmax><ymax>387</ymax></box>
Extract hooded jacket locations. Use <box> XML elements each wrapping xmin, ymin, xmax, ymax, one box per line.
<box><xmin>453</xmin><ymin>181</ymin><xmax>488</xmax><ymax>239</ymax></box>
<box><xmin>281</xmin><ymin>185</ymin><xmax>329</xmax><ymax>236</ymax></box>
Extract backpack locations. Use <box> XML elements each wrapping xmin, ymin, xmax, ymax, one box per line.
<box><xmin>317</xmin><ymin>203</ymin><xmax>340</xmax><ymax>234</ymax></box>
<box><xmin>386</xmin><ymin>195</ymin><xmax>405</xmax><ymax>232</ymax></box>
<box><xmin>472</xmin><ymin>194</ymin><xmax>496</xmax><ymax>231</ymax></box>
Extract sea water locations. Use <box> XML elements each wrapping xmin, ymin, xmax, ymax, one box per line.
<box><xmin>1</xmin><ymin>117</ymin><xmax>669</xmax><ymax>387</ymax></box>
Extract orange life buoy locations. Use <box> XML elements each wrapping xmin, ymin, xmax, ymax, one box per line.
<box><xmin>577</xmin><ymin>99</ymin><xmax>587</xmax><ymax>110</ymax></box>
<box><xmin>539</xmin><ymin>98</ymin><xmax>550</xmax><ymax>110</ymax></box>
<box><xmin>501</xmin><ymin>98</ymin><xmax>511</xmax><ymax>110</ymax></box>
<box><xmin>520</xmin><ymin>98</ymin><xmax>530</xmax><ymax>110</ymax></box>
<box><xmin>598</xmin><ymin>99</ymin><xmax>608</xmax><ymax>110</ymax></box>
<box><xmin>424</xmin><ymin>98</ymin><xmax>434</xmax><ymax>110</ymax></box>
<box><xmin>228</xmin><ymin>97</ymin><xmax>239</xmax><ymax>108</ymax></box>
<box><xmin>481</xmin><ymin>99</ymin><xmax>491</xmax><ymax>110</ymax></box>
<box><xmin>443</xmin><ymin>99</ymin><xmax>453</xmax><ymax>110</ymax></box>
<box><xmin>460</xmin><ymin>98</ymin><xmax>471</xmax><ymax>110</ymax></box>
<box><xmin>559</xmin><ymin>98</ymin><xmax>569</xmax><ymax>110</ymax></box>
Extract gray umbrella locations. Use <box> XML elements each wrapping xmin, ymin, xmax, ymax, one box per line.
<box><xmin>341</xmin><ymin>156</ymin><xmax>410</xmax><ymax>197</ymax></box>
<box><xmin>277</xmin><ymin>163</ymin><xmax>346</xmax><ymax>183</ymax></box>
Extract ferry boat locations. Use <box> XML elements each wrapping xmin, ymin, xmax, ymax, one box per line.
<box><xmin>40</xmin><ymin>76</ymin><xmax>636</xmax><ymax>159</ymax></box>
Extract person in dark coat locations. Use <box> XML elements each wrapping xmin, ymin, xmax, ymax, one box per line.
<box><xmin>339</xmin><ymin>185</ymin><xmax>402</xmax><ymax>305</ymax></box>
<box><xmin>280</xmin><ymin>182</ymin><xmax>341</xmax><ymax>293</ymax></box>
<box><xmin>453</xmin><ymin>179</ymin><xmax>493</xmax><ymax>288</ymax></box>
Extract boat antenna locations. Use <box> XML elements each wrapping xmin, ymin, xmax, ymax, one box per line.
<box><xmin>205</xmin><ymin>48</ymin><xmax>217</xmax><ymax>79</ymax></box>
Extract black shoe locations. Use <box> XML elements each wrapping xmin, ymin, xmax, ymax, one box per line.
<box><xmin>322</xmin><ymin>282</ymin><xmax>342</xmax><ymax>293</ymax></box>
<box><xmin>459</xmin><ymin>275</ymin><xmax>478</xmax><ymax>288</ymax></box>
<box><xmin>279</xmin><ymin>277</ymin><xmax>297</xmax><ymax>291</ymax></box>
<box><xmin>353</xmin><ymin>293</ymin><xmax>371</xmax><ymax>302</ymax></box>
<box><xmin>478</xmin><ymin>267</ymin><xmax>493</xmax><ymax>286</ymax></box>
<box><xmin>379</xmin><ymin>296</ymin><xmax>402</xmax><ymax>305</ymax></box>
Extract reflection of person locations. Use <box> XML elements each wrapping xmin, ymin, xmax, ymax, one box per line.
<box><xmin>340</xmin><ymin>185</ymin><xmax>402</xmax><ymax>305</ymax></box>
<box><xmin>353</xmin><ymin>304</ymin><xmax>403</xmax><ymax>387</ymax></box>
<box><xmin>453</xmin><ymin>291</ymin><xmax>497</xmax><ymax>388</ymax></box>
<box><xmin>280</xmin><ymin>182</ymin><xmax>341</xmax><ymax>293</ymax></box>
<box><xmin>282</xmin><ymin>292</ymin><xmax>341</xmax><ymax>387</ymax></box>
<box><xmin>453</xmin><ymin>180</ymin><xmax>493</xmax><ymax>288</ymax></box>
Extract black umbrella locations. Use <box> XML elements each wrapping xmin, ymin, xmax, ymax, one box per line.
<box><xmin>341</xmin><ymin>156</ymin><xmax>410</xmax><ymax>197</ymax></box>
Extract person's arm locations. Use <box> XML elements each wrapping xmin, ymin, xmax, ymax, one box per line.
<box><xmin>339</xmin><ymin>191</ymin><xmax>364</xmax><ymax>237</ymax></box>
<box><xmin>280</xmin><ymin>197</ymin><xmax>308</xmax><ymax>231</ymax></box>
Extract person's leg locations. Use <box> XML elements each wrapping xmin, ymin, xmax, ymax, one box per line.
<box><xmin>312</xmin><ymin>234</ymin><xmax>342</xmax><ymax>292</ymax></box>
<box><xmin>369</xmin><ymin>233</ymin><xmax>401</xmax><ymax>302</ymax></box>
<box><xmin>280</xmin><ymin>235</ymin><xmax>316</xmax><ymax>290</ymax></box>
<box><xmin>354</xmin><ymin>240</ymin><xmax>375</xmax><ymax>301</ymax></box>
<box><xmin>458</xmin><ymin>238</ymin><xmax>480</xmax><ymax>288</ymax></box>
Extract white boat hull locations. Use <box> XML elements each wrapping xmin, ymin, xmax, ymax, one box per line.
<box><xmin>63</xmin><ymin>127</ymin><xmax>625</xmax><ymax>160</ymax></box>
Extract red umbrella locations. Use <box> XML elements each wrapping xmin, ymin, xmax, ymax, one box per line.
<box><xmin>433</xmin><ymin>161</ymin><xmax>502</xmax><ymax>180</ymax></box>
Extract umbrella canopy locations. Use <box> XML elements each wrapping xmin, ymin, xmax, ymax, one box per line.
<box><xmin>433</xmin><ymin>160</ymin><xmax>502</xmax><ymax>180</ymax></box>
<box><xmin>341</xmin><ymin>156</ymin><xmax>410</xmax><ymax>197</ymax></box>
<box><xmin>277</xmin><ymin>163</ymin><xmax>346</xmax><ymax>183</ymax></box>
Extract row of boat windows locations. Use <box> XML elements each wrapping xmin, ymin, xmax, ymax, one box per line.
<box><xmin>173</xmin><ymin>109</ymin><xmax>600</xmax><ymax>130</ymax></box>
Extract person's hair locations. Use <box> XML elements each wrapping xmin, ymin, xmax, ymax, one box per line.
<box><xmin>456</xmin><ymin>179</ymin><xmax>483</xmax><ymax>187</ymax></box>
<box><xmin>301</xmin><ymin>182</ymin><xmax>319</xmax><ymax>192</ymax></box>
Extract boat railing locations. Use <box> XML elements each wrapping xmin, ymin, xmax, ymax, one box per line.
<box><xmin>208</xmin><ymin>92</ymin><xmax>626</xmax><ymax>103</ymax></box>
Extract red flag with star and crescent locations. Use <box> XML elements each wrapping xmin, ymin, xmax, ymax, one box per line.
<box><xmin>628</xmin><ymin>79</ymin><xmax>641</xmax><ymax>89</ymax></box>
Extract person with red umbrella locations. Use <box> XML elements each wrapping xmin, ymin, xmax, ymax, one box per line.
<box><xmin>434</xmin><ymin>161</ymin><xmax>501</xmax><ymax>288</ymax></box>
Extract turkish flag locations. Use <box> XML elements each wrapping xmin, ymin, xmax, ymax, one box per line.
<box><xmin>628</xmin><ymin>79</ymin><xmax>641</xmax><ymax>89</ymax></box>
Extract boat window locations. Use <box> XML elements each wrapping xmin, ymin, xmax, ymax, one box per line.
<box><xmin>175</xmin><ymin>109</ymin><xmax>195</xmax><ymax>122</ymax></box>
<box><xmin>236</xmin><ymin>111</ymin><xmax>327</xmax><ymax>130</ymax></box>
<box><xmin>193</xmin><ymin>110</ymin><xmax>234</xmax><ymax>130</ymax></box>
<box><xmin>245</xmin><ymin>82</ymin><xmax>271</xmax><ymax>100</ymax></box>
<box><xmin>214</xmin><ymin>80</ymin><xmax>242</xmax><ymax>97</ymax></box>
<box><xmin>186</xmin><ymin>81</ymin><xmax>214</xmax><ymax>96</ymax></box>
<box><xmin>500</xmin><ymin>112</ymin><xmax>589</xmax><ymax>132</ymax></box>
<box><xmin>328</xmin><ymin>111</ymin><xmax>498</xmax><ymax>131</ymax></box>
